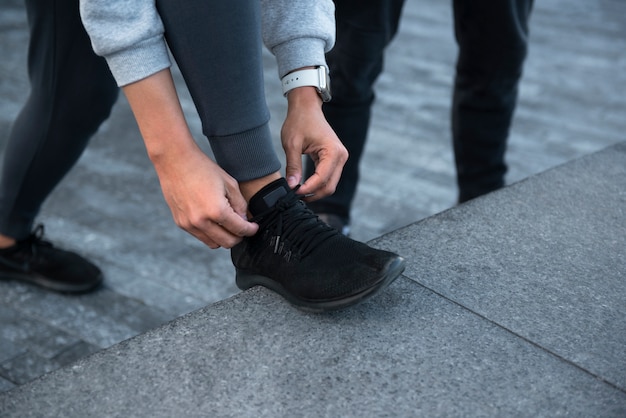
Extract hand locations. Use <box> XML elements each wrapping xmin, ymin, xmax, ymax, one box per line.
<box><xmin>152</xmin><ymin>145</ymin><xmax>259</xmax><ymax>249</ymax></box>
<box><xmin>281</xmin><ymin>87</ymin><xmax>348</xmax><ymax>200</ymax></box>
<box><xmin>122</xmin><ymin>69</ymin><xmax>258</xmax><ymax>249</ymax></box>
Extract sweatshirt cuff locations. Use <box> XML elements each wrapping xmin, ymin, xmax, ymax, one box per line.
<box><xmin>104</xmin><ymin>36</ymin><xmax>172</xmax><ymax>87</ymax></box>
<box><xmin>272</xmin><ymin>38</ymin><xmax>328</xmax><ymax>79</ymax></box>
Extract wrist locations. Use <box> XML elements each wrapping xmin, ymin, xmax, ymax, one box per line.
<box><xmin>281</xmin><ymin>66</ymin><xmax>331</xmax><ymax>102</ymax></box>
<box><xmin>285</xmin><ymin>86</ymin><xmax>323</xmax><ymax>108</ymax></box>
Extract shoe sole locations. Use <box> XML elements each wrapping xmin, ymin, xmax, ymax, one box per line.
<box><xmin>235</xmin><ymin>256</ymin><xmax>406</xmax><ymax>313</ymax></box>
<box><xmin>0</xmin><ymin>271</ymin><xmax>103</xmax><ymax>294</ymax></box>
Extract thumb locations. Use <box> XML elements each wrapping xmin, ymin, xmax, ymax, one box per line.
<box><xmin>284</xmin><ymin>148</ymin><xmax>303</xmax><ymax>189</ymax></box>
<box><xmin>227</xmin><ymin>186</ymin><xmax>249</xmax><ymax>220</ymax></box>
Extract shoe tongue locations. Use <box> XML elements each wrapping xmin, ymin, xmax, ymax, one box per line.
<box><xmin>248</xmin><ymin>178</ymin><xmax>291</xmax><ymax>216</ymax></box>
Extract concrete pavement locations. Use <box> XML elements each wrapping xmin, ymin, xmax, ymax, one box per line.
<box><xmin>2</xmin><ymin>141</ymin><xmax>625</xmax><ymax>417</ymax></box>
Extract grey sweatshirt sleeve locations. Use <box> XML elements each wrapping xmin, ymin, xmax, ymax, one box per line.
<box><xmin>261</xmin><ymin>0</ymin><xmax>336</xmax><ymax>78</ymax></box>
<box><xmin>79</xmin><ymin>0</ymin><xmax>171</xmax><ymax>87</ymax></box>
<box><xmin>80</xmin><ymin>0</ymin><xmax>334</xmax><ymax>86</ymax></box>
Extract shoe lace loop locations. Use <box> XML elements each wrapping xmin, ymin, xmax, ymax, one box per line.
<box><xmin>251</xmin><ymin>187</ymin><xmax>337</xmax><ymax>259</ymax></box>
<box><xmin>20</xmin><ymin>224</ymin><xmax>53</xmax><ymax>256</ymax></box>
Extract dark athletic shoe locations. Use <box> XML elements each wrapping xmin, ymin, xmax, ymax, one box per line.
<box><xmin>0</xmin><ymin>225</ymin><xmax>103</xmax><ymax>293</ymax></box>
<box><xmin>231</xmin><ymin>178</ymin><xmax>405</xmax><ymax>312</ymax></box>
<box><xmin>316</xmin><ymin>213</ymin><xmax>351</xmax><ymax>236</ymax></box>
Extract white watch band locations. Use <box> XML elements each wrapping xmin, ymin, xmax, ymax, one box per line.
<box><xmin>281</xmin><ymin>66</ymin><xmax>331</xmax><ymax>101</ymax></box>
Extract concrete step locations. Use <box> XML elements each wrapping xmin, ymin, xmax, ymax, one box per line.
<box><xmin>1</xmin><ymin>142</ymin><xmax>624</xmax><ymax>417</ymax></box>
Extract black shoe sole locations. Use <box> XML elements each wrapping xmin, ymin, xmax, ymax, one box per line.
<box><xmin>235</xmin><ymin>256</ymin><xmax>406</xmax><ymax>313</ymax></box>
<box><xmin>0</xmin><ymin>271</ymin><xmax>103</xmax><ymax>294</ymax></box>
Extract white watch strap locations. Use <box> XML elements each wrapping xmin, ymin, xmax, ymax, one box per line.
<box><xmin>281</xmin><ymin>68</ymin><xmax>322</xmax><ymax>96</ymax></box>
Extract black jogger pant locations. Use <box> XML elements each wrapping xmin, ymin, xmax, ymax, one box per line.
<box><xmin>0</xmin><ymin>0</ymin><xmax>119</xmax><ymax>239</ymax></box>
<box><xmin>306</xmin><ymin>0</ymin><xmax>533</xmax><ymax>221</ymax></box>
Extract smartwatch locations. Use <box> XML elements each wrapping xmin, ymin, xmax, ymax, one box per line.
<box><xmin>281</xmin><ymin>66</ymin><xmax>332</xmax><ymax>102</ymax></box>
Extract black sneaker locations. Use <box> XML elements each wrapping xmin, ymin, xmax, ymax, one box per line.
<box><xmin>231</xmin><ymin>178</ymin><xmax>405</xmax><ymax>312</ymax></box>
<box><xmin>316</xmin><ymin>213</ymin><xmax>350</xmax><ymax>236</ymax></box>
<box><xmin>0</xmin><ymin>225</ymin><xmax>103</xmax><ymax>293</ymax></box>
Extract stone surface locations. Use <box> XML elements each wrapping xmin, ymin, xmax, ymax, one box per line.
<box><xmin>373</xmin><ymin>143</ymin><xmax>626</xmax><ymax>391</ymax></box>
<box><xmin>1</xmin><ymin>142</ymin><xmax>625</xmax><ymax>417</ymax></box>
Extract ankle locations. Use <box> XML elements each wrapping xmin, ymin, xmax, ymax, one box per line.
<box><xmin>239</xmin><ymin>172</ymin><xmax>282</xmax><ymax>202</ymax></box>
<box><xmin>0</xmin><ymin>234</ymin><xmax>17</xmax><ymax>249</ymax></box>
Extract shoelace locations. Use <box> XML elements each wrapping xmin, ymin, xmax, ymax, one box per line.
<box><xmin>251</xmin><ymin>187</ymin><xmax>338</xmax><ymax>259</ymax></box>
<box><xmin>17</xmin><ymin>224</ymin><xmax>53</xmax><ymax>257</ymax></box>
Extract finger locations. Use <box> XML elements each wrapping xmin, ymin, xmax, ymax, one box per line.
<box><xmin>187</xmin><ymin>225</ymin><xmax>223</xmax><ymax>249</ymax></box>
<box><xmin>190</xmin><ymin>218</ymin><xmax>254</xmax><ymax>249</ymax></box>
<box><xmin>218</xmin><ymin>210</ymin><xmax>259</xmax><ymax>239</ymax></box>
<box><xmin>226</xmin><ymin>185</ymin><xmax>250</xmax><ymax>219</ymax></box>
<box><xmin>284</xmin><ymin>147</ymin><xmax>303</xmax><ymax>189</ymax></box>
<box><xmin>299</xmin><ymin>143</ymin><xmax>347</xmax><ymax>197</ymax></box>
<box><xmin>298</xmin><ymin>171</ymin><xmax>322</xmax><ymax>199</ymax></box>
<box><xmin>299</xmin><ymin>157</ymin><xmax>335</xmax><ymax>197</ymax></box>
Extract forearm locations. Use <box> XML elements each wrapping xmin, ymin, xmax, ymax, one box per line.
<box><xmin>122</xmin><ymin>69</ymin><xmax>199</xmax><ymax>165</ymax></box>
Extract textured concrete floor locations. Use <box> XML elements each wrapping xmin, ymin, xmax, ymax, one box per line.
<box><xmin>2</xmin><ymin>142</ymin><xmax>625</xmax><ymax>417</ymax></box>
